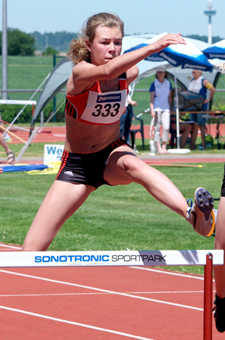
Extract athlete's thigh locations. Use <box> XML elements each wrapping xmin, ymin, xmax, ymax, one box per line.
<box><xmin>103</xmin><ymin>146</ymin><xmax>137</xmax><ymax>185</ymax></box>
<box><xmin>40</xmin><ymin>180</ymin><xmax>95</xmax><ymax>226</ymax></box>
<box><xmin>23</xmin><ymin>180</ymin><xmax>95</xmax><ymax>250</ymax></box>
<box><xmin>49</xmin><ymin>180</ymin><xmax>95</xmax><ymax>214</ymax></box>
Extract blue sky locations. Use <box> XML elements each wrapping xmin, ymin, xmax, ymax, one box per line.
<box><xmin>1</xmin><ymin>0</ymin><xmax>224</xmax><ymax>38</ymax></box>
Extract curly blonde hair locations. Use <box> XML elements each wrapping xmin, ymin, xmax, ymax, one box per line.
<box><xmin>67</xmin><ymin>12</ymin><xmax>124</xmax><ymax>65</ymax></box>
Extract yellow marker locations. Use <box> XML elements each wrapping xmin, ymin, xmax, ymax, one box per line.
<box><xmin>206</xmin><ymin>210</ymin><xmax>216</xmax><ymax>237</ymax></box>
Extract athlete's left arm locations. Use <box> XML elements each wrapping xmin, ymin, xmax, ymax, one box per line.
<box><xmin>203</xmin><ymin>79</ymin><xmax>215</xmax><ymax>103</ymax></box>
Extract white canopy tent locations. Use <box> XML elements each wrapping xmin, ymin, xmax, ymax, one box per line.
<box><xmin>123</xmin><ymin>35</ymin><xmax>220</xmax><ymax>91</ymax></box>
<box><xmin>30</xmin><ymin>34</ymin><xmax>221</xmax><ymax>128</ymax></box>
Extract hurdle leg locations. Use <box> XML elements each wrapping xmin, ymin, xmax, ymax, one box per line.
<box><xmin>204</xmin><ymin>253</ymin><xmax>213</xmax><ymax>340</ymax></box>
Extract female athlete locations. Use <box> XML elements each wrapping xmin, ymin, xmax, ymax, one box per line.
<box><xmin>22</xmin><ymin>12</ymin><xmax>213</xmax><ymax>252</ymax></box>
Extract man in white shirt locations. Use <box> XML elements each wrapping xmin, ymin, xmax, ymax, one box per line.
<box><xmin>188</xmin><ymin>69</ymin><xmax>215</xmax><ymax>149</ymax></box>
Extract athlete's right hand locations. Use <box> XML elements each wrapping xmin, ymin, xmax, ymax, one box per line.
<box><xmin>150</xmin><ymin>33</ymin><xmax>186</xmax><ymax>54</ymax></box>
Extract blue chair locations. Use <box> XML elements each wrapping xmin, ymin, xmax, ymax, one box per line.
<box><xmin>129</xmin><ymin>113</ymin><xmax>145</xmax><ymax>150</ymax></box>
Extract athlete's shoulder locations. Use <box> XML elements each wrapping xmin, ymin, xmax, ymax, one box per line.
<box><xmin>72</xmin><ymin>60</ymin><xmax>95</xmax><ymax>74</ymax></box>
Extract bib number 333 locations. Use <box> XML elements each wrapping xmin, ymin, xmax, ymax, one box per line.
<box><xmin>92</xmin><ymin>103</ymin><xmax>120</xmax><ymax>117</ymax></box>
<box><xmin>80</xmin><ymin>90</ymin><xmax>127</xmax><ymax>124</ymax></box>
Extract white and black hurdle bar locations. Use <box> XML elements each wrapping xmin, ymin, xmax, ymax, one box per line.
<box><xmin>0</xmin><ymin>249</ymin><xmax>223</xmax><ymax>340</ymax></box>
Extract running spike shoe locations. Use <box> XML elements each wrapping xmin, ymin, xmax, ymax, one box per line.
<box><xmin>186</xmin><ymin>187</ymin><xmax>214</xmax><ymax>236</ymax></box>
<box><xmin>213</xmin><ymin>294</ymin><xmax>225</xmax><ymax>333</ymax></box>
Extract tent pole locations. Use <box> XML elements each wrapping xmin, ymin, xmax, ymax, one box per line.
<box><xmin>174</xmin><ymin>68</ymin><xmax>180</xmax><ymax>149</ymax></box>
<box><xmin>15</xmin><ymin>126</ymin><xmax>39</xmax><ymax>163</ymax></box>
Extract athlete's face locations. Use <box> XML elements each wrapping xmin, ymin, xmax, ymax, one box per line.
<box><xmin>87</xmin><ymin>26</ymin><xmax>122</xmax><ymax>66</ymax></box>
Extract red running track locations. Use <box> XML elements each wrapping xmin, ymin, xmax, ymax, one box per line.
<box><xmin>7</xmin><ymin>126</ymin><xmax>66</xmax><ymax>144</ymax></box>
<box><xmin>6</xmin><ymin>123</ymin><xmax>225</xmax><ymax>144</ymax></box>
<box><xmin>0</xmin><ymin>244</ymin><xmax>224</xmax><ymax>340</ymax></box>
<box><xmin>4</xmin><ymin>125</ymin><xmax>224</xmax><ymax>166</ymax></box>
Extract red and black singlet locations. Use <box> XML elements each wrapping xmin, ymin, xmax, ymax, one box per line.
<box><xmin>65</xmin><ymin>72</ymin><xmax>128</xmax><ymax>125</ymax></box>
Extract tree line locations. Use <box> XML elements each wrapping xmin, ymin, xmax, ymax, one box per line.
<box><xmin>0</xmin><ymin>29</ymin><xmax>78</xmax><ymax>56</ymax></box>
<box><xmin>0</xmin><ymin>29</ymin><xmax>224</xmax><ymax>56</ymax></box>
<box><xmin>185</xmin><ymin>34</ymin><xmax>223</xmax><ymax>44</ymax></box>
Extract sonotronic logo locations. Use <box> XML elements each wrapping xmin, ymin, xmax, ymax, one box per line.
<box><xmin>34</xmin><ymin>253</ymin><xmax>167</xmax><ymax>264</ymax></box>
<box><xmin>34</xmin><ymin>255</ymin><xmax>110</xmax><ymax>263</ymax></box>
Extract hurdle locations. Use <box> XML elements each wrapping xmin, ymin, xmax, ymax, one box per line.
<box><xmin>0</xmin><ymin>249</ymin><xmax>223</xmax><ymax>340</ymax></box>
<box><xmin>0</xmin><ymin>99</ymin><xmax>37</xmax><ymax>130</ymax></box>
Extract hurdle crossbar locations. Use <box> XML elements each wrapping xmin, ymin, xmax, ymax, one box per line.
<box><xmin>0</xmin><ymin>249</ymin><xmax>223</xmax><ymax>340</ymax></box>
<box><xmin>0</xmin><ymin>100</ymin><xmax>37</xmax><ymax>105</ymax></box>
<box><xmin>0</xmin><ymin>249</ymin><xmax>223</xmax><ymax>268</ymax></box>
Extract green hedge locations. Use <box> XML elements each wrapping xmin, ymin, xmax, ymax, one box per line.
<box><xmin>0</xmin><ymin>102</ymin><xmax>65</xmax><ymax>124</ymax></box>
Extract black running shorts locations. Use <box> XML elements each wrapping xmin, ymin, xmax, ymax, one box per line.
<box><xmin>56</xmin><ymin>138</ymin><xmax>129</xmax><ymax>188</ymax></box>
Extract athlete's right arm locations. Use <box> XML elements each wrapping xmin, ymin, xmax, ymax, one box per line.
<box><xmin>67</xmin><ymin>33</ymin><xmax>186</xmax><ymax>95</ymax></box>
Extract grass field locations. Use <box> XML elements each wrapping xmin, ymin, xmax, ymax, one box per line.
<box><xmin>0</xmin><ymin>152</ymin><xmax>223</xmax><ymax>275</ymax></box>
<box><xmin>0</xmin><ymin>56</ymin><xmax>225</xmax><ymax>275</ymax></box>
<box><xmin>0</xmin><ymin>56</ymin><xmax>55</xmax><ymax>102</ymax></box>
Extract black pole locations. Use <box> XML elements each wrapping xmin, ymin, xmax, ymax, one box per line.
<box><xmin>52</xmin><ymin>54</ymin><xmax>56</xmax><ymax>122</ymax></box>
<box><xmin>1</xmin><ymin>0</ymin><xmax>8</xmax><ymax>100</ymax></box>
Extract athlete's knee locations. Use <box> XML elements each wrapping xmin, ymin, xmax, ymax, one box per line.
<box><xmin>123</xmin><ymin>156</ymin><xmax>146</xmax><ymax>175</ymax></box>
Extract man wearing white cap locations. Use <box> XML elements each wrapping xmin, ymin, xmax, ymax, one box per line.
<box><xmin>149</xmin><ymin>65</ymin><xmax>172</xmax><ymax>154</ymax></box>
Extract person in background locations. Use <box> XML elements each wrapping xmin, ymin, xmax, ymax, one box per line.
<box><xmin>170</xmin><ymin>113</ymin><xmax>198</xmax><ymax>149</ymax></box>
<box><xmin>0</xmin><ymin>133</ymin><xmax>15</xmax><ymax>164</ymax></box>
<box><xmin>120</xmin><ymin>85</ymin><xmax>137</xmax><ymax>143</ymax></box>
<box><xmin>0</xmin><ymin>122</ymin><xmax>12</xmax><ymax>143</ymax></box>
<box><xmin>188</xmin><ymin>69</ymin><xmax>215</xmax><ymax>150</ymax></box>
<box><xmin>149</xmin><ymin>66</ymin><xmax>172</xmax><ymax>154</ymax></box>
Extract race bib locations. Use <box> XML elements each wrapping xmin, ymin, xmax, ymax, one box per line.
<box><xmin>80</xmin><ymin>90</ymin><xmax>127</xmax><ymax>124</ymax></box>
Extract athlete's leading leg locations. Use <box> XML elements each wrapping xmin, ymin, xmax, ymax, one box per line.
<box><xmin>104</xmin><ymin>146</ymin><xmax>213</xmax><ymax>235</ymax></box>
<box><xmin>104</xmin><ymin>147</ymin><xmax>187</xmax><ymax>217</ymax></box>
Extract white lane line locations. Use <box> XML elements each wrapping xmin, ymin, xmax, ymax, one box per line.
<box><xmin>131</xmin><ymin>266</ymin><xmax>209</xmax><ymax>281</ymax></box>
<box><xmin>0</xmin><ymin>292</ymin><xmax>101</xmax><ymax>297</ymax></box>
<box><xmin>0</xmin><ymin>269</ymin><xmax>203</xmax><ymax>311</ymax></box>
<box><xmin>0</xmin><ymin>244</ymin><xmax>22</xmax><ymax>250</ymax></box>
<box><xmin>0</xmin><ymin>305</ymin><xmax>154</xmax><ymax>340</ymax></box>
<box><xmin>53</xmin><ymin>134</ymin><xmax>65</xmax><ymax>137</ymax></box>
<box><xmin>0</xmin><ymin>290</ymin><xmax>210</xmax><ymax>298</ymax></box>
